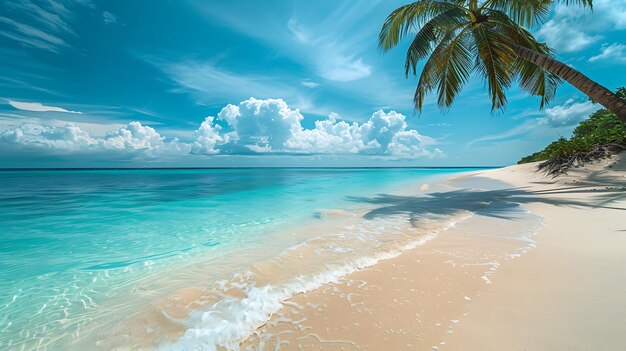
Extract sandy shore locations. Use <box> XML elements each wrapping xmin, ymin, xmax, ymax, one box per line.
<box><xmin>445</xmin><ymin>156</ymin><xmax>626</xmax><ymax>350</ymax></box>
<box><xmin>242</xmin><ymin>155</ymin><xmax>626</xmax><ymax>350</ymax></box>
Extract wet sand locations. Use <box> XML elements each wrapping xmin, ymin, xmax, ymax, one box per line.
<box><xmin>242</xmin><ymin>155</ymin><xmax>626</xmax><ymax>350</ymax></box>
<box><xmin>81</xmin><ymin>157</ymin><xmax>624</xmax><ymax>350</ymax></box>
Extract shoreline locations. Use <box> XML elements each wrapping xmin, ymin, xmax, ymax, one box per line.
<box><xmin>2</xmin><ymin>168</ymin><xmax>477</xmax><ymax>351</ymax></box>
<box><xmin>239</xmin><ymin>155</ymin><xmax>625</xmax><ymax>350</ymax></box>
<box><xmin>444</xmin><ymin>156</ymin><xmax>626</xmax><ymax>350</ymax></box>
<box><xmin>158</xmin><ymin>173</ymin><xmax>483</xmax><ymax>350</ymax></box>
<box><xmin>63</xmin><ymin>169</ymin><xmax>482</xmax><ymax>350</ymax></box>
<box><xmin>11</xmin><ymin>160</ymin><xmax>622</xmax><ymax>350</ymax></box>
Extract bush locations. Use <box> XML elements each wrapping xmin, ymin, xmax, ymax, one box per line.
<box><xmin>571</xmin><ymin>109</ymin><xmax>626</xmax><ymax>147</ymax></box>
<box><xmin>518</xmin><ymin>87</ymin><xmax>626</xmax><ymax>165</ymax></box>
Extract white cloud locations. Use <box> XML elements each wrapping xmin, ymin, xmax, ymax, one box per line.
<box><xmin>540</xmin><ymin>99</ymin><xmax>600</xmax><ymax>127</ymax></box>
<box><xmin>157</xmin><ymin>2</ymin><xmax>417</xmax><ymax>114</ymax></box>
<box><xmin>286</xmin><ymin>113</ymin><xmax>367</xmax><ymax>154</ymax></box>
<box><xmin>193</xmin><ymin>3</ymin><xmax>375</xmax><ymax>82</ymax></box>
<box><xmin>468</xmin><ymin>121</ymin><xmax>538</xmax><ymax>147</ymax></box>
<box><xmin>537</xmin><ymin>19</ymin><xmax>600</xmax><ymax>53</ymax></box>
<box><xmin>0</xmin><ymin>122</ymin><xmax>96</xmax><ymax>151</ymax></box>
<box><xmin>191</xmin><ymin>116</ymin><xmax>229</xmax><ymax>155</ymax></box>
<box><xmin>101</xmin><ymin>122</ymin><xmax>190</xmax><ymax>156</ymax></box>
<box><xmin>0</xmin><ymin>0</ymin><xmax>91</xmax><ymax>52</ymax></box>
<box><xmin>388</xmin><ymin>130</ymin><xmax>444</xmax><ymax>159</ymax></box>
<box><xmin>102</xmin><ymin>11</ymin><xmax>118</xmax><ymax>25</ymax></box>
<box><xmin>155</xmin><ymin>60</ymin><xmax>310</xmax><ymax>109</ymax></box>
<box><xmin>0</xmin><ymin>121</ymin><xmax>190</xmax><ymax>157</ymax></box>
<box><xmin>0</xmin><ymin>16</ymin><xmax>68</xmax><ymax>52</ymax></box>
<box><xmin>537</xmin><ymin>0</ymin><xmax>626</xmax><ymax>53</ymax></box>
<box><xmin>589</xmin><ymin>43</ymin><xmax>626</xmax><ymax>63</ymax></box>
<box><xmin>287</xmin><ymin>17</ymin><xmax>309</xmax><ymax>43</ymax></box>
<box><xmin>553</xmin><ymin>0</ymin><xmax>626</xmax><ymax>31</ymax></box>
<box><xmin>213</xmin><ymin>98</ymin><xmax>442</xmax><ymax>158</ymax></box>
<box><xmin>285</xmin><ymin>17</ymin><xmax>372</xmax><ymax>82</ymax></box>
<box><xmin>320</xmin><ymin>57</ymin><xmax>372</xmax><ymax>82</ymax></box>
<box><xmin>468</xmin><ymin>98</ymin><xmax>601</xmax><ymax>146</ymax></box>
<box><xmin>301</xmin><ymin>81</ymin><xmax>319</xmax><ymax>88</ymax></box>
<box><xmin>596</xmin><ymin>0</ymin><xmax>626</xmax><ymax>29</ymax></box>
<box><xmin>216</xmin><ymin>98</ymin><xmax>304</xmax><ymax>152</ymax></box>
<box><xmin>8</xmin><ymin>100</ymin><xmax>82</xmax><ymax>114</ymax></box>
<box><xmin>0</xmin><ymin>98</ymin><xmax>443</xmax><ymax>160</ymax></box>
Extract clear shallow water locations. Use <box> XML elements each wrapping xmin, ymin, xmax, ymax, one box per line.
<box><xmin>0</xmin><ymin>168</ymin><xmax>484</xmax><ymax>350</ymax></box>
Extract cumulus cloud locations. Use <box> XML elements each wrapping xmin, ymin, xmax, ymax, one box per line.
<box><xmin>589</xmin><ymin>43</ymin><xmax>626</xmax><ymax>63</ymax></box>
<box><xmin>0</xmin><ymin>98</ymin><xmax>442</xmax><ymax>160</ymax></box>
<box><xmin>8</xmin><ymin>100</ymin><xmax>82</xmax><ymax>114</ymax></box>
<box><xmin>213</xmin><ymin>98</ymin><xmax>442</xmax><ymax>158</ymax></box>
<box><xmin>101</xmin><ymin>122</ymin><xmax>190</xmax><ymax>156</ymax></box>
<box><xmin>287</xmin><ymin>113</ymin><xmax>366</xmax><ymax>154</ymax></box>
<box><xmin>387</xmin><ymin>130</ymin><xmax>444</xmax><ymax>159</ymax></box>
<box><xmin>0</xmin><ymin>122</ymin><xmax>96</xmax><ymax>151</ymax></box>
<box><xmin>191</xmin><ymin>116</ymin><xmax>229</xmax><ymax>155</ymax></box>
<box><xmin>539</xmin><ymin>99</ymin><xmax>600</xmax><ymax>127</ymax></box>
<box><xmin>0</xmin><ymin>121</ymin><xmax>190</xmax><ymax>157</ymax></box>
<box><xmin>217</xmin><ymin>98</ymin><xmax>304</xmax><ymax>153</ymax></box>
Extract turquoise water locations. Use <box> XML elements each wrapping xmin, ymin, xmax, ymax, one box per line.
<box><xmin>0</xmin><ymin>168</ymin><xmax>482</xmax><ymax>350</ymax></box>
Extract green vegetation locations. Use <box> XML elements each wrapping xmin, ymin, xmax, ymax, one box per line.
<box><xmin>379</xmin><ymin>0</ymin><xmax>626</xmax><ymax>123</ymax></box>
<box><xmin>519</xmin><ymin>111</ymin><xmax>626</xmax><ymax>164</ymax></box>
<box><xmin>519</xmin><ymin>88</ymin><xmax>626</xmax><ymax>165</ymax></box>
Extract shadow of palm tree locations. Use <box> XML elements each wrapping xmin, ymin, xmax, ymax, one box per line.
<box><xmin>348</xmin><ymin>178</ymin><xmax>626</xmax><ymax>225</ymax></box>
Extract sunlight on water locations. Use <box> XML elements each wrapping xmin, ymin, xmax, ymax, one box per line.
<box><xmin>0</xmin><ymin>168</ymin><xmax>481</xmax><ymax>350</ymax></box>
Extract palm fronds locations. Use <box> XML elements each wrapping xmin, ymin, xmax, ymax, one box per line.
<box><xmin>379</xmin><ymin>0</ymin><xmax>591</xmax><ymax>112</ymax></box>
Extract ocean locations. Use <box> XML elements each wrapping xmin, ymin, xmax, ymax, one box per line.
<box><xmin>0</xmin><ymin>168</ymin><xmax>488</xmax><ymax>350</ymax></box>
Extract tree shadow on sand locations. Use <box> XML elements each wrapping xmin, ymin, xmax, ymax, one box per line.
<box><xmin>348</xmin><ymin>177</ymin><xmax>626</xmax><ymax>225</ymax></box>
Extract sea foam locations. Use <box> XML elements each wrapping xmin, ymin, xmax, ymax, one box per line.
<box><xmin>165</xmin><ymin>215</ymin><xmax>470</xmax><ymax>351</ymax></box>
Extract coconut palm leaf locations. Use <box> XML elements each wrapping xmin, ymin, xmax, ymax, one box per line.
<box><xmin>486</xmin><ymin>8</ymin><xmax>562</xmax><ymax>107</ymax></box>
<box><xmin>483</xmin><ymin>0</ymin><xmax>592</xmax><ymax>27</ymax></box>
<box><xmin>404</xmin><ymin>8</ymin><xmax>469</xmax><ymax>76</ymax></box>
<box><xmin>379</xmin><ymin>1</ymin><xmax>464</xmax><ymax>51</ymax></box>
<box><xmin>470</xmin><ymin>23</ymin><xmax>515</xmax><ymax>110</ymax></box>
<box><xmin>379</xmin><ymin>0</ymin><xmax>626</xmax><ymax>122</ymax></box>
<box><xmin>435</xmin><ymin>28</ymin><xmax>475</xmax><ymax>108</ymax></box>
<box><xmin>413</xmin><ymin>30</ymin><xmax>458</xmax><ymax>110</ymax></box>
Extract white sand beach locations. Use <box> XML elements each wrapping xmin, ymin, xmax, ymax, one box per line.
<box><xmin>445</xmin><ymin>156</ymin><xmax>626</xmax><ymax>350</ymax></box>
<box><xmin>241</xmin><ymin>155</ymin><xmax>626</xmax><ymax>350</ymax></box>
<box><xmin>3</xmin><ymin>1</ymin><xmax>626</xmax><ymax>349</ymax></box>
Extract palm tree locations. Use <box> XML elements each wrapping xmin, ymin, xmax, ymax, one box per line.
<box><xmin>379</xmin><ymin>0</ymin><xmax>626</xmax><ymax>123</ymax></box>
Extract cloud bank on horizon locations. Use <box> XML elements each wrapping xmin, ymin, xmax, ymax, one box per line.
<box><xmin>1</xmin><ymin>98</ymin><xmax>442</xmax><ymax>161</ymax></box>
<box><xmin>0</xmin><ymin>0</ymin><xmax>625</xmax><ymax>167</ymax></box>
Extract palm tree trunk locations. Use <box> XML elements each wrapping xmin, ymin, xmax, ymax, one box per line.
<box><xmin>512</xmin><ymin>44</ymin><xmax>626</xmax><ymax>123</ymax></box>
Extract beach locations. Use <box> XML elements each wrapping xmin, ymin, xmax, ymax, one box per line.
<box><xmin>2</xmin><ymin>0</ymin><xmax>625</xmax><ymax>349</ymax></box>
<box><xmin>445</xmin><ymin>156</ymin><xmax>626</xmax><ymax>350</ymax></box>
<box><xmin>1</xmin><ymin>159</ymin><xmax>624</xmax><ymax>350</ymax></box>
<box><xmin>241</xmin><ymin>155</ymin><xmax>626</xmax><ymax>350</ymax></box>
<box><xmin>0</xmin><ymin>168</ymin><xmax>484</xmax><ymax>350</ymax></box>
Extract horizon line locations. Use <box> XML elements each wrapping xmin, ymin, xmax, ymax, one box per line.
<box><xmin>0</xmin><ymin>166</ymin><xmax>504</xmax><ymax>171</ymax></box>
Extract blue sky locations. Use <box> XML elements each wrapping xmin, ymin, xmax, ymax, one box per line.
<box><xmin>1</xmin><ymin>0</ymin><xmax>625</xmax><ymax>168</ymax></box>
